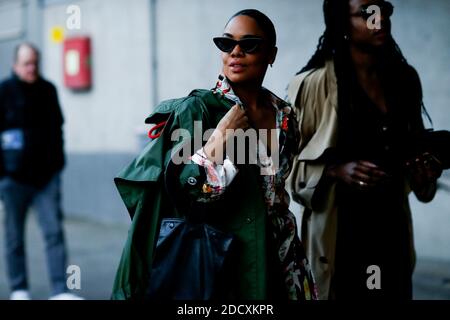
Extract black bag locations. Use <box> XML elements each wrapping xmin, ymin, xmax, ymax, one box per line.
<box><xmin>146</xmin><ymin>218</ymin><xmax>234</xmax><ymax>299</ymax></box>
<box><xmin>145</xmin><ymin>160</ymin><xmax>234</xmax><ymax>300</ymax></box>
<box><xmin>418</xmin><ymin>130</ymin><xmax>450</xmax><ymax>170</ymax></box>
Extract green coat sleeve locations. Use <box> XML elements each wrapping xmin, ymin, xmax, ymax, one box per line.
<box><xmin>111</xmin><ymin>92</ymin><xmax>228</xmax><ymax>299</ymax></box>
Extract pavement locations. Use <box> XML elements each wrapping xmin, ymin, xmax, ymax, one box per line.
<box><xmin>0</xmin><ymin>208</ymin><xmax>129</xmax><ymax>300</ymax></box>
<box><xmin>0</xmin><ymin>208</ymin><xmax>450</xmax><ymax>300</ymax></box>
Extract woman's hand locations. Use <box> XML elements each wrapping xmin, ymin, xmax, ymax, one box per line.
<box><xmin>325</xmin><ymin>160</ymin><xmax>389</xmax><ymax>190</ymax></box>
<box><xmin>216</xmin><ymin>104</ymin><xmax>249</xmax><ymax>134</ymax></box>
<box><xmin>406</xmin><ymin>152</ymin><xmax>442</xmax><ymax>202</ymax></box>
<box><xmin>203</xmin><ymin>104</ymin><xmax>249</xmax><ymax>163</ymax></box>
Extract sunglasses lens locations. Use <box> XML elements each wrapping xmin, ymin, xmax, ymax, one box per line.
<box><xmin>239</xmin><ymin>39</ymin><xmax>261</xmax><ymax>53</ymax></box>
<box><xmin>360</xmin><ymin>2</ymin><xmax>393</xmax><ymax>20</ymax></box>
<box><xmin>361</xmin><ymin>10</ymin><xmax>372</xmax><ymax>20</ymax></box>
<box><xmin>213</xmin><ymin>38</ymin><xmax>235</xmax><ymax>53</ymax></box>
<box><xmin>213</xmin><ymin>37</ymin><xmax>263</xmax><ymax>53</ymax></box>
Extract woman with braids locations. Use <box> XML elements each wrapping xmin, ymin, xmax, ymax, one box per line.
<box><xmin>287</xmin><ymin>0</ymin><xmax>442</xmax><ymax>299</ymax></box>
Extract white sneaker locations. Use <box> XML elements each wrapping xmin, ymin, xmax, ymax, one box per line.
<box><xmin>49</xmin><ymin>292</ymin><xmax>84</xmax><ymax>300</ymax></box>
<box><xmin>10</xmin><ymin>290</ymin><xmax>31</xmax><ymax>300</ymax></box>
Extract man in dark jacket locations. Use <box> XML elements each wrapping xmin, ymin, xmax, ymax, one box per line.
<box><xmin>0</xmin><ymin>43</ymin><xmax>81</xmax><ymax>300</ymax></box>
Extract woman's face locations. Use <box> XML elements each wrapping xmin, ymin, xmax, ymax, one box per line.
<box><xmin>348</xmin><ymin>0</ymin><xmax>392</xmax><ymax>49</ymax></box>
<box><xmin>220</xmin><ymin>15</ymin><xmax>277</xmax><ymax>85</ymax></box>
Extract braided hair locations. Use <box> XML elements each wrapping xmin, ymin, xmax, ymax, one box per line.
<box><xmin>299</xmin><ymin>0</ymin><xmax>407</xmax><ymax>74</ymax></box>
<box><xmin>298</xmin><ymin>0</ymin><xmax>431</xmax><ymax>126</ymax></box>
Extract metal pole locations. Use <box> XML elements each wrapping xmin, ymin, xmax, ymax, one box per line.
<box><xmin>149</xmin><ymin>0</ymin><xmax>158</xmax><ymax>109</ymax></box>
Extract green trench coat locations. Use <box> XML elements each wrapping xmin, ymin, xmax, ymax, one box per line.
<box><xmin>111</xmin><ymin>89</ymin><xmax>271</xmax><ymax>300</ymax></box>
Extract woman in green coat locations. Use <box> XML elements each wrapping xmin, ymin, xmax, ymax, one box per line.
<box><xmin>112</xmin><ymin>9</ymin><xmax>317</xmax><ymax>300</ymax></box>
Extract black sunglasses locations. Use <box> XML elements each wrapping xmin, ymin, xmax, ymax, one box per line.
<box><xmin>353</xmin><ymin>1</ymin><xmax>394</xmax><ymax>20</ymax></box>
<box><xmin>213</xmin><ymin>37</ymin><xmax>264</xmax><ymax>54</ymax></box>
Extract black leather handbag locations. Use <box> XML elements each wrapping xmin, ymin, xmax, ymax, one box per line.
<box><xmin>418</xmin><ymin>130</ymin><xmax>450</xmax><ymax>170</ymax></box>
<box><xmin>145</xmin><ymin>160</ymin><xmax>234</xmax><ymax>300</ymax></box>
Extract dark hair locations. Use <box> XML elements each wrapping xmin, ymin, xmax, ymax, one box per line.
<box><xmin>228</xmin><ymin>9</ymin><xmax>277</xmax><ymax>48</ymax></box>
<box><xmin>299</xmin><ymin>0</ymin><xmax>409</xmax><ymax>74</ymax></box>
<box><xmin>14</xmin><ymin>42</ymin><xmax>40</xmax><ymax>63</ymax></box>
<box><xmin>298</xmin><ymin>0</ymin><xmax>431</xmax><ymax>125</ymax></box>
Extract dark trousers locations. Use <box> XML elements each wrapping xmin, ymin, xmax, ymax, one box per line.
<box><xmin>0</xmin><ymin>173</ymin><xmax>67</xmax><ymax>295</ymax></box>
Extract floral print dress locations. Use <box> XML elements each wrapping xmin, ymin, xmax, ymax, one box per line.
<box><xmin>190</xmin><ymin>76</ymin><xmax>318</xmax><ymax>300</ymax></box>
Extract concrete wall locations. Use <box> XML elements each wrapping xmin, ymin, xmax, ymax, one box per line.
<box><xmin>42</xmin><ymin>0</ymin><xmax>152</xmax><ymax>223</ymax></box>
<box><xmin>156</xmin><ymin>0</ymin><xmax>324</xmax><ymax>102</ymax></box>
<box><xmin>395</xmin><ymin>0</ymin><xmax>450</xmax><ymax>261</ymax></box>
<box><xmin>0</xmin><ymin>0</ymin><xmax>42</xmax><ymax>78</ymax></box>
<box><xmin>32</xmin><ymin>0</ymin><xmax>450</xmax><ymax>258</ymax></box>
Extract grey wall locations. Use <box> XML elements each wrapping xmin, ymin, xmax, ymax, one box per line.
<box><xmin>393</xmin><ymin>0</ymin><xmax>450</xmax><ymax>130</ymax></box>
<box><xmin>15</xmin><ymin>0</ymin><xmax>450</xmax><ymax>257</ymax></box>
<box><xmin>0</xmin><ymin>0</ymin><xmax>42</xmax><ymax>78</ymax></box>
<box><xmin>156</xmin><ymin>0</ymin><xmax>324</xmax><ymax>101</ymax></box>
<box><xmin>390</xmin><ymin>0</ymin><xmax>450</xmax><ymax>260</ymax></box>
<box><xmin>42</xmin><ymin>0</ymin><xmax>153</xmax><ymax>224</ymax></box>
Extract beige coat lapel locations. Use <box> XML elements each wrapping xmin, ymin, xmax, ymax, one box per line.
<box><xmin>287</xmin><ymin>59</ymin><xmax>415</xmax><ymax>300</ymax></box>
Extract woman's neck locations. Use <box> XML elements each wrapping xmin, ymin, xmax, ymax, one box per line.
<box><xmin>231</xmin><ymin>81</ymin><xmax>264</xmax><ymax>111</ymax></box>
<box><xmin>350</xmin><ymin>44</ymin><xmax>379</xmax><ymax>76</ymax></box>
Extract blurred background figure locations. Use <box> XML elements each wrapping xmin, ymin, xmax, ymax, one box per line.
<box><xmin>0</xmin><ymin>42</ymin><xmax>82</xmax><ymax>300</ymax></box>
